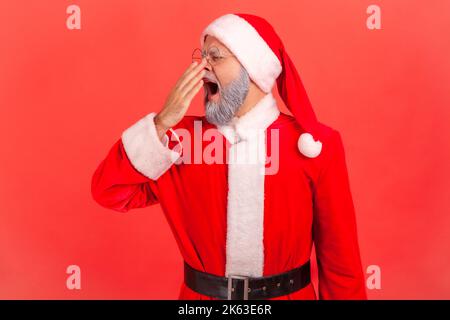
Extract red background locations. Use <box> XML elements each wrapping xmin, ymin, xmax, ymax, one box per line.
<box><xmin>0</xmin><ymin>0</ymin><xmax>449</xmax><ymax>299</ymax></box>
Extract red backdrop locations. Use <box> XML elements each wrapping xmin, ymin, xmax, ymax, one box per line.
<box><xmin>0</xmin><ymin>0</ymin><xmax>449</xmax><ymax>299</ymax></box>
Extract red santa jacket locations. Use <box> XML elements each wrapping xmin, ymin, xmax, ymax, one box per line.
<box><xmin>91</xmin><ymin>93</ymin><xmax>367</xmax><ymax>300</ymax></box>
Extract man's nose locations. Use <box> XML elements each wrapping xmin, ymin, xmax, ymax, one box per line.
<box><xmin>202</xmin><ymin>58</ymin><xmax>213</xmax><ymax>71</ymax></box>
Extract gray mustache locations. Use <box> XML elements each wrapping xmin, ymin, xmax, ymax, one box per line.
<box><xmin>204</xmin><ymin>66</ymin><xmax>250</xmax><ymax>126</ymax></box>
<box><xmin>203</xmin><ymin>73</ymin><xmax>219</xmax><ymax>85</ymax></box>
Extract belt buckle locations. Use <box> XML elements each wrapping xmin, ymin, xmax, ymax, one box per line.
<box><xmin>227</xmin><ymin>275</ymin><xmax>250</xmax><ymax>300</ymax></box>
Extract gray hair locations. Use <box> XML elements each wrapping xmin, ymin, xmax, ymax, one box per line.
<box><xmin>204</xmin><ymin>66</ymin><xmax>250</xmax><ymax>126</ymax></box>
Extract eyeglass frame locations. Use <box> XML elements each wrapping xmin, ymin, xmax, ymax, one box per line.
<box><xmin>192</xmin><ymin>46</ymin><xmax>235</xmax><ymax>66</ymax></box>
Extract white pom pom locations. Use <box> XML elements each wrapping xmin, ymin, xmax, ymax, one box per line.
<box><xmin>298</xmin><ymin>133</ymin><xmax>322</xmax><ymax>158</ymax></box>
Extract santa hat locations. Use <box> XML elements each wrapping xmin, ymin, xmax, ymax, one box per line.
<box><xmin>200</xmin><ymin>13</ymin><xmax>323</xmax><ymax>158</ymax></box>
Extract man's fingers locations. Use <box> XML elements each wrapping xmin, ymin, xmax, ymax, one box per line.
<box><xmin>184</xmin><ymin>79</ymin><xmax>204</xmax><ymax>104</ymax></box>
<box><xmin>174</xmin><ymin>63</ymin><xmax>197</xmax><ymax>89</ymax></box>
<box><xmin>180</xmin><ymin>69</ymin><xmax>205</xmax><ymax>97</ymax></box>
<box><xmin>179</xmin><ymin>60</ymin><xmax>206</xmax><ymax>88</ymax></box>
<box><xmin>178</xmin><ymin>59</ymin><xmax>207</xmax><ymax>90</ymax></box>
<box><xmin>181</xmin><ymin>61</ymin><xmax>199</xmax><ymax>77</ymax></box>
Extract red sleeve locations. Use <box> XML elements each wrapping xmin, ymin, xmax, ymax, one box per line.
<box><xmin>91</xmin><ymin>138</ymin><xmax>159</xmax><ymax>213</ymax></box>
<box><xmin>313</xmin><ymin>130</ymin><xmax>367</xmax><ymax>299</ymax></box>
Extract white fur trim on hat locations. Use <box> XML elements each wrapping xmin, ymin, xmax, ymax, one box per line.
<box><xmin>298</xmin><ymin>132</ymin><xmax>322</xmax><ymax>158</ymax></box>
<box><xmin>200</xmin><ymin>14</ymin><xmax>282</xmax><ymax>93</ymax></box>
<box><xmin>121</xmin><ymin>112</ymin><xmax>182</xmax><ymax>180</ymax></box>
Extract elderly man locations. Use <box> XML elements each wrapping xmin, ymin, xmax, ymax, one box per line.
<box><xmin>91</xmin><ymin>13</ymin><xmax>367</xmax><ymax>300</ymax></box>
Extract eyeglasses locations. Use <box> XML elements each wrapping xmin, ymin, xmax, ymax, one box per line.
<box><xmin>192</xmin><ymin>46</ymin><xmax>234</xmax><ymax>66</ymax></box>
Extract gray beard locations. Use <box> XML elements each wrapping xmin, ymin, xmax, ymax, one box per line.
<box><xmin>204</xmin><ymin>66</ymin><xmax>250</xmax><ymax>126</ymax></box>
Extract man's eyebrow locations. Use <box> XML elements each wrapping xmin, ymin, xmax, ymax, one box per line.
<box><xmin>204</xmin><ymin>44</ymin><xmax>229</xmax><ymax>54</ymax></box>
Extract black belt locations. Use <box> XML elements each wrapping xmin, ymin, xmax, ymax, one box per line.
<box><xmin>184</xmin><ymin>260</ymin><xmax>311</xmax><ymax>300</ymax></box>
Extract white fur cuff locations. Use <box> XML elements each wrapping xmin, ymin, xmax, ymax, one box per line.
<box><xmin>121</xmin><ymin>112</ymin><xmax>181</xmax><ymax>180</ymax></box>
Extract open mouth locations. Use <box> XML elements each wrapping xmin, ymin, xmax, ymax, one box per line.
<box><xmin>203</xmin><ymin>78</ymin><xmax>220</xmax><ymax>100</ymax></box>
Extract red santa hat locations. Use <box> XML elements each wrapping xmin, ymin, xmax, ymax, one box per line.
<box><xmin>200</xmin><ymin>13</ymin><xmax>323</xmax><ymax>158</ymax></box>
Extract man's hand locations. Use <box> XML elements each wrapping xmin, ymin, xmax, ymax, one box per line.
<box><xmin>154</xmin><ymin>59</ymin><xmax>207</xmax><ymax>140</ymax></box>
